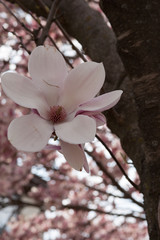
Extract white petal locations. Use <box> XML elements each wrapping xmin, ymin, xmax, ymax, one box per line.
<box><xmin>59</xmin><ymin>62</ymin><xmax>105</xmax><ymax>113</ymax></box>
<box><xmin>28</xmin><ymin>46</ymin><xmax>68</xmax><ymax>106</ymax></box>
<box><xmin>79</xmin><ymin>90</ymin><xmax>123</xmax><ymax>112</ymax></box>
<box><xmin>81</xmin><ymin>144</ymin><xmax>90</xmax><ymax>173</ymax></box>
<box><xmin>1</xmin><ymin>72</ymin><xmax>49</xmax><ymax>118</ymax></box>
<box><xmin>28</xmin><ymin>46</ymin><xmax>67</xmax><ymax>86</ymax></box>
<box><xmin>60</xmin><ymin>140</ymin><xmax>86</xmax><ymax>171</ymax></box>
<box><xmin>55</xmin><ymin>115</ymin><xmax>96</xmax><ymax>144</ymax></box>
<box><xmin>83</xmin><ymin>158</ymin><xmax>89</xmax><ymax>173</ymax></box>
<box><xmin>8</xmin><ymin>114</ymin><xmax>53</xmax><ymax>152</ymax></box>
<box><xmin>92</xmin><ymin>113</ymin><xmax>106</xmax><ymax>127</ymax></box>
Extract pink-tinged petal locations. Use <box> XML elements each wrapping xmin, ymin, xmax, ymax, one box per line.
<box><xmin>78</xmin><ymin>111</ymin><xmax>106</xmax><ymax>127</ymax></box>
<box><xmin>8</xmin><ymin>114</ymin><xmax>53</xmax><ymax>152</ymax></box>
<box><xmin>80</xmin><ymin>144</ymin><xmax>89</xmax><ymax>173</ymax></box>
<box><xmin>44</xmin><ymin>144</ymin><xmax>61</xmax><ymax>150</ymax></box>
<box><xmin>79</xmin><ymin>90</ymin><xmax>123</xmax><ymax>112</ymax></box>
<box><xmin>28</xmin><ymin>46</ymin><xmax>67</xmax><ymax>86</ymax></box>
<box><xmin>28</xmin><ymin>46</ymin><xmax>67</xmax><ymax>106</ymax></box>
<box><xmin>1</xmin><ymin>72</ymin><xmax>50</xmax><ymax>119</ymax></box>
<box><xmin>83</xmin><ymin>158</ymin><xmax>90</xmax><ymax>173</ymax></box>
<box><xmin>92</xmin><ymin>113</ymin><xmax>106</xmax><ymax>127</ymax></box>
<box><xmin>59</xmin><ymin>62</ymin><xmax>105</xmax><ymax>113</ymax></box>
<box><xmin>60</xmin><ymin>140</ymin><xmax>86</xmax><ymax>171</ymax></box>
<box><xmin>77</xmin><ymin>143</ymin><xmax>89</xmax><ymax>173</ymax></box>
<box><xmin>55</xmin><ymin>115</ymin><xmax>96</xmax><ymax>144</ymax></box>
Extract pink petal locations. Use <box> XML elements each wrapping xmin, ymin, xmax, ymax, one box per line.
<box><xmin>59</xmin><ymin>62</ymin><xmax>105</xmax><ymax>113</ymax></box>
<box><xmin>28</xmin><ymin>46</ymin><xmax>68</xmax><ymax>106</ymax></box>
<box><xmin>55</xmin><ymin>115</ymin><xmax>96</xmax><ymax>144</ymax></box>
<box><xmin>44</xmin><ymin>144</ymin><xmax>61</xmax><ymax>150</ymax></box>
<box><xmin>78</xmin><ymin>112</ymin><xmax>106</xmax><ymax>127</ymax></box>
<box><xmin>92</xmin><ymin>113</ymin><xmax>106</xmax><ymax>127</ymax></box>
<box><xmin>79</xmin><ymin>90</ymin><xmax>123</xmax><ymax>112</ymax></box>
<box><xmin>1</xmin><ymin>72</ymin><xmax>49</xmax><ymax>119</ymax></box>
<box><xmin>83</xmin><ymin>158</ymin><xmax>90</xmax><ymax>173</ymax></box>
<box><xmin>80</xmin><ymin>144</ymin><xmax>90</xmax><ymax>173</ymax></box>
<box><xmin>8</xmin><ymin>114</ymin><xmax>53</xmax><ymax>152</ymax></box>
<box><xmin>60</xmin><ymin>140</ymin><xmax>87</xmax><ymax>171</ymax></box>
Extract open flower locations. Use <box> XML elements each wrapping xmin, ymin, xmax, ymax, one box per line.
<box><xmin>1</xmin><ymin>46</ymin><xmax>122</xmax><ymax>172</ymax></box>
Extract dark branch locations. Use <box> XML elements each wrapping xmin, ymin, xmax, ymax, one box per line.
<box><xmin>87</xmin><ymin>150</ymin><xmax>144</xmax><ymax>208</ymax></box>
<box><xmin>37</xmin><ymin>0</ymin><xmax>59</xmax><ymax>45</ymax></box>
<box><xmin>62</xmin><ymin>204</ymin><xmax>145</xmax><ymax>221</ymax></box>
<box><xmin>96</xmin><ymin>134</ymin><xmax>139</xmax><ymax>191</ymax></box>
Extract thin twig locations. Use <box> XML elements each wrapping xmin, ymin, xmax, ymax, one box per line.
<box><xmin>0</xmin><ymin>197</ymin><xmax>145</xmax><ymax>221</ymax></box>
<box><xmin>48</xmin><ymin>37</ymin><xmax>73</xmax><ymax>68</ymax></box>
<box><xmin>85</xmin><ymin>185</ymin><xmax>127</xmax><ymax>199</ymax></box>
<box><xmin>96</xmin><ymin>134</ymin><xmax>140</xmax><ymax>191</ymax></box>
<box><xmin>29</xmin><ymin>11</ymin><xmax>73</xmax><ymax>68</ymax></box>
<box><xmin>62</xmin><ymin>204</ymin><xmax>145</xmax><ymax>221</ymax></box>
<box><xmin>37</xmin><ymin>0</ymin><xmax>60</xmax><ymax>45</ymax></box>
<box><xmin>87</xmin><ymin>150</ymin><xmax>144</xmax><ymax>208</ymax></box>
<box><xmin>35</xmin><ymin>0</ymin><xmax>49</xmax><ymax>15</ymax></box>
<box><xmin>34</xmin><ymin>0</ymin><xmax>88</xmax><ymax>62</ymax></box>
<box><xmin>2</xmin><ymin>27</ymin><xmax>31</xmax><ymax>54</ymax></box>
<box><xmin>0</xmin><ymin>0</ymin><xmax>33</xmax><ymax>35</ymax></box>
<box><xmin>56</xmin><ymin>18</ymin><xmax>111</xmax><ymax>85</ymax></box>
<box><xmin>55</xmin><ymin>20</ymin><xmax>88</xmax><ymax>62</ymax></box>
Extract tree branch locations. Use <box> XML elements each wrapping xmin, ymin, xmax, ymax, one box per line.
<box><xmin>62</xmin><ymin>203</ymin><xmax>145</xmax><ymax>221</ymax></box>
<box><xmin>0</xmin><ymin>0</ymin><xmax>33</xmax><ymax>34</ymax></box>
<box><xmin>37</xmin><ymin>0</ymin><xmax>59</xmax><ymax>45</ymax></box>
<box><xmin>87</xmin><ymin>150</ymin><xmax>144</xmax><ymax>208</ymax></box>
<box><xmin>96</xmin><ymin>134</ymin><xmax>139</xmax><ymax>191</ymax></box>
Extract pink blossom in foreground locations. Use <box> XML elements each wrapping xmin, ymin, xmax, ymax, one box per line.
<box><xmin>1</xmin><ymin>46</ymin><xmax>122</xmax><ymax>172</ymax></box>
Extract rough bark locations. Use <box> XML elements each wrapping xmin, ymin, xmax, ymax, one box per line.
<box><xmin>6</xmin><ymin>0</ymin><xmax>159</xmax><ymax>236</ymax></box>
<box><xmin>100</xmin><ymin>0</ymin><xmax>160</xmax><ymax>239</ymax></box>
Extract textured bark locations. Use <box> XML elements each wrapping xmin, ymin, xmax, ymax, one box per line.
<box><xmin>100</xmin><ymin>1</ymin><xmax>160</xmax><ymax>239</ymax></box>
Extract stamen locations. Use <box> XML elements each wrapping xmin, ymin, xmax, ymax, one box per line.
<box><xmin>48</xmin><ymin>105</ymin><xmax>66</xmax><ymax>124</ymax></box>
<box><xmin>52</xmin><ymin>132</ymin><xmax>58</xmax><ymax>141</ymax></box>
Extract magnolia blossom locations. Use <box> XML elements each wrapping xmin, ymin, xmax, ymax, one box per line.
<box><xmin>1</xmin><ymin>46</ymin><xmax>122</xmax><ymax>172</ymax></box>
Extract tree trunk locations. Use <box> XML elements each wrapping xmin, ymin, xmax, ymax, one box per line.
<box><xmin>100</xmin><ymin>1</ymin><xmax>160</xmax><ymax>239</ymax></box>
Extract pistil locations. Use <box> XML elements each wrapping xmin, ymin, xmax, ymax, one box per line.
<box><xmin>48</xmin><ymin>105</ymin><xmax>67</xmax><ymax>124</ymax></box>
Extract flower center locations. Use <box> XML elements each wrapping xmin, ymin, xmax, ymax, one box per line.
<box><xmin>48</xmin><ymin>105</ymin><xmax>66</xmax><ymax>124</ymax></box>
